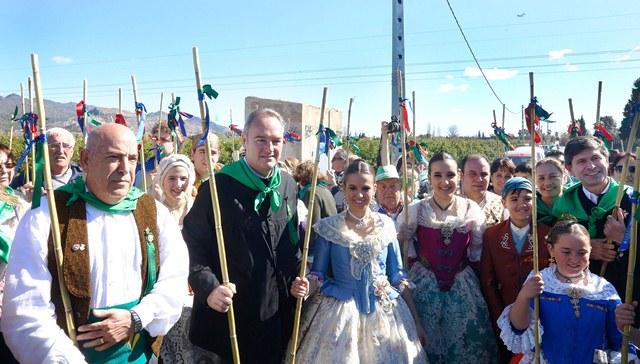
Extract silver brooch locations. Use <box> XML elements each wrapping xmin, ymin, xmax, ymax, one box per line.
<box><xmin>71</xmin><ymin>243</ymin><xmax>86</xmax><ymax>252</ymax></box>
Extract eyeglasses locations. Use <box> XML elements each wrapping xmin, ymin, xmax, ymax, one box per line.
<box><xmin>49</xmin><ymin>142</ymin><xmax>73</xmax><ymax>150</ymax></box>
<box><xmin>615</xmin><ymin>165</ymin><xmax>636</xmax><ymax>174</ymax></box>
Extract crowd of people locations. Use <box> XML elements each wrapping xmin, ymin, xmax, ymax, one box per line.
<box><xmin>0</xmin><ymin>109</ymin><xmax>637</xmax><ymax>363</ymax></box>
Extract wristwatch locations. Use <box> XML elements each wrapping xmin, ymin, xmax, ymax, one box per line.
<box><xmin>129</xmin><ymin>310</ymin><xmax>143</xmax><ymax>333</ymax></box>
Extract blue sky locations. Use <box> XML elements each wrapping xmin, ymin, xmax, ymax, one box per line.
<box><xmin>1</xmin><ymin>0</ymin><xmax>638</xmax><ymax>137</ymax></box>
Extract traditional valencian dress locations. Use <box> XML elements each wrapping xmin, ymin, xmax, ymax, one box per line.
<box><xmin>498</xmin><ymin>266</ymin><xmax>636</xmax><ymax>363</ymax></box>
<box><xmin>406</xmin><ymin>196</ymin><xmax>498</xmax><ymax>363</ymax></box>
<box><xmin>292</xmin><ymin>212</ymin><xmax>427</xmax><ymax>363</ymax></box>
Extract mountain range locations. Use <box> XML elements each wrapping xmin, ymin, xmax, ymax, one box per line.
<box><xmin>0</xmin><ymin>93</ymin><xmax>230</xmax><ymax>136</ymax></box>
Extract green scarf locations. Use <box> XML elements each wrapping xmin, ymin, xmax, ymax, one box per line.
<box><xmin>57</xmin><ymin>176</ymin><xmax>144</xmax><ymax>213</ymax></box>
<box><xmin>219</xmin><ymin>159</ymin><xmax>299</xmax><ymax>246</ymax></box>
<box><xmin>298</xmin><ymin>180</ymin><xmax>331</xmax><ymax>200</ymax></box>
<box><xmin>553</xmin><ymin>179</ymin><xmax>624</xmax><ymax>238</ymax></box>
<box><xmin>536</xmin><ymin>194</ymin><xmax>556</xmax><ymax>226</ymax></box>
<box><xmin>0</xmin><ymin>188</ymin><xmax>17</xmax><ymax>264</ymax></box>
<box><xmin>218</xmin><ymin>159</ymin><xmax>282</xmax><ymax>213</ymax></box>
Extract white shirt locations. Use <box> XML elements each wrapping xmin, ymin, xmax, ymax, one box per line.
<box><xmin>1</xmin><ymin>198</ymin><xmax>189</xmax><ymax>363</ymax></box>
<box><xmin>582</xmin><ymin>181</ymin><xmax>610</xmax><ymax>205</ymax></box>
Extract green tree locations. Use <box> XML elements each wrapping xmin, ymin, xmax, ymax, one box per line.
<box><xmin>620</xmin><ymin>77</ymin><xmax>640</xmax><ymax>145</ymax></box>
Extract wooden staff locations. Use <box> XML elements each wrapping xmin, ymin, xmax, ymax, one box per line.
<box><xmin>154</xmin><ymin>92</ymin><xmax>164</xmax><ymax>170</ymax></box>
<box><xmin>601</xmin><ymin>108</ymin><xmax>640</xmax><ymax>276</ymax></box>
<box><xmin>569</xmin><ymin>98</ymin><xmax>576</xmax><ymax>126</ymax></box>
<box><xmin>172</xmin><ymin>93</ymin><xmax>178</xmax><ymax>152</ymax></box>
<box><xmin>192</xmin><ymin>46</ymin><xmax>240</xmax><ymax>364</ymax></box>
<box><xmin>118</xmin><ymin>88</ymin><xmax>122</xmax><ymax>114</ymax></box>
<box><xmin>288</xmin><ymin>87</ymin><xmax>328</xmax><ymax>364</ymax></box>
<box><xmin>493</xmin><ymin>109</ymin><xmax>500</xmax><ymax>150</ymax></box>
<box><xmin>529</xmin><ymin>72</ymin><xmax>541</xmax><ymax>364</ymax></box>
<box><xmin>83</xmin><ymin>80</ymin><xmax>88</xmax><ymax>145</ymax></box>
<box><xmin>28</xmin><ymin>77</ymin><xmax>35</xmax><ymax>184</ymax></box>
<box><xmin>398</xmin><ymin>69</ymin><xmax>410</xmax><ymax>268</ymax></box>
<box><xmin>502</xmin><ymin>103</ymin><xmax>506</xmax><ymax>129</ymax></box>
<box><xmin>621</xmin><ymin>147</ymin><xmax>640</xmax><ymax>363</ymax></box>
<box><xmin>327</xmin><ymin>109</ymin><xmax>332</xmax><ymax>171</ymax></box>
<box><xmin>31</xmin><ymin>53</ymin><xmax>77</xmax><ymax>344</ymax></box>
<box><xmin>596</xmin><ymin>81</ymin><xmax>603</xmax><ymax>124</ymax></box>
<box><xmin>411</xmin><ymin>90</ymin><xmax>417</xmax><ymax>199</ymax></box>
<box><xmin>11</xmin><ymin>82</ymin><xmax>24</xmax><ymax>151</ymax></box>
<box><xmin>131</xmin><ymin>75</ymin><xmax>147</xmax><ymax>193</ymax></box>
<box><xmin>345</xmin><ymin>97</ymin><xmax>354</xmax><ymax>161</ymax></box>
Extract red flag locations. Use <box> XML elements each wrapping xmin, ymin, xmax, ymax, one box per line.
<box><xmin>76</xmin><ymin>101</ymin><xmax>85</xmax><ymax>118</ymax></box>
<box><xmin>525</xmin><ymin>103</ymin><xmax>541</xmax><ymax>144</ymax></box>
<box><xmin>594</xmin><ymin>124</ymin><xmax>613</xmax><ymax>141</ymax></box>
<box><xmin>400</xmin><ymin>101</ymin><xmax>410</xmax><ymax>132</ymax></box>
<box><xmin>115</xmin><ymin>113</ymin><xmax>129</xmax><ymax>127</ymax></box>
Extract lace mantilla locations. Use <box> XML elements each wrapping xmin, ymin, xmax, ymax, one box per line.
<box><xmin>416</xmin><ymin>196</ymin><xmax>477</xmax><ymax>231</ymax></box>
<box><xmin>313</xmin><ymin>212</ymin><xmax>397</xmax><ymax>280</ymax></box>
<box><xmin>531</xmin><ymin>266</ymin><xmax>620</xmax><ymax>301</ymax></box>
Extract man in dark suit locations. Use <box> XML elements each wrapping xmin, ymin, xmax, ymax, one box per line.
<box><xmin>182</xmin><ymin>108</ymin><xmax>300</xmax><ymax>364</ymax></box>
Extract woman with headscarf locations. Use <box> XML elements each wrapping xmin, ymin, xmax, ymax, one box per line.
<box><xmin>151</xmin><ymin>154</ymin><xmax>196</xmax><ymax>228</ymax></box>
<box><xmin>153</xmin><ymin>154</ymin><xmax>220</xmax><ymax>363</ymax></box>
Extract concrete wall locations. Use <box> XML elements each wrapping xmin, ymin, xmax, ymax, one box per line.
<box><xmin>244</xmin><ymin>96</ymin><xmax>342</xmax><ymax>164</ymax></box>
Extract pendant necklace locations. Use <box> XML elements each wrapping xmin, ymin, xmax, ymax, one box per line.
<box><xmin>347</xmin><ymin>209</ymin><xmax>369</xmax><ymax>230</ymax></box>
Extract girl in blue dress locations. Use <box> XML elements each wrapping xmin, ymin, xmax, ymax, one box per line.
<box><xmin>498</xmin><ymin>220</ymin><xmax>636</xmax><ymax>363</ymax></box>
<box><xmin>289</xmin><ymin>159</ymin><xmax>427</xmax><ymax>363</ymax></box>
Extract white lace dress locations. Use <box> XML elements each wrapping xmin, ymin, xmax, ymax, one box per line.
<box><xmin>290</xmin><ymin>212</ymin><xmax>427</xmax><ymax>363</ymax></box>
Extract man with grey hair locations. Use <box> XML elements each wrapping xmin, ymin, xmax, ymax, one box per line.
<box><xmin>183</xmin><ymin>108</ymin><xmax>301</xmax><ymax>363</ymax></box>
<box><xmin>10</xmin><ymin>127</ymin><xmax>83</xmax><ymax>194</ymax></box>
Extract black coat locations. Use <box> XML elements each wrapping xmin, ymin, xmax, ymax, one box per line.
<box><xmin>182</xmin><ymin>172</ymin><xmax>301</xmax><ymax>364</ymax></box>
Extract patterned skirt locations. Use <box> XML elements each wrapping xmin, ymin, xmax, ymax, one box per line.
<box><xmin>410</xmin><ymin>263</ymin><xmax>498</xmax><ymax>364</ymax></box>
<box><xmin>289</xmin><ymin>293</ymin><xmax>428</xmax><ymax>364</ymax></box>
<box><xmin>160</xmin><ymin>306</ymin><xmax>222</xmax><ymax>364</ymax></box>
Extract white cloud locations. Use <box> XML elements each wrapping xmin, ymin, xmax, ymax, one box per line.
<box><xmin>463</xmin><ymin>67</ymin><xmax>518</xmax><ymax>81</ymax></box>
<box><xmin>566</xmin><ymin>63</ymin><xmax>579</xmax><ymax>72</ymax></box>
<box><xmin>548</xmin><ymin>48</ymin><xmax>573</xmax><ymax>60</ymax></box>
<box><xmin>52</xmin><ymin>56</ymin><xmax>72</xmax><ymax>65</ymax></box>
<box><xmin>446</xmin><ymin>74</ymin><xmax>455</xmax><ymax>80</ymax></box>
<box><xmin>437</xmin><ymin>83</ymin><xmax>469</xmax><ymax>93</ymax></box>
<box><xmin>615</xmin><ymin>45</ymin><xmax>640</xmax><ymax>62</ymax></box>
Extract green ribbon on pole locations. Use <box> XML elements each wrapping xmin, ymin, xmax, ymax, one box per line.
<box><xmin>31</xmin><ymin>137</ymin><xmax>46</xmax><ymax>209</ymax></box>
<box><xmin>199</xmin><ymin>84</ymin><xmax>219</xmax><ymax>100</ymax></box>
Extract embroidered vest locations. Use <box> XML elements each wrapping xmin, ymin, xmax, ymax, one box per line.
<box><xmin>47</xmin><ymin>191</ymin><xmax>163</xmax><ymax>356</ymax></box>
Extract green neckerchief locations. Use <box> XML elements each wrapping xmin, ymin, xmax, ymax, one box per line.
<box><xmin>218</xmin><ymin>159</ymin><xmax>282</xmax><ymax>213</ymax></box>
<box><xmin>536</xmin><ymin>193</ymin><xmax>556</xmax><ymax>226</ymax></box>
<box><xmin>57</xmin><ymin>176</ymin><xmax>144</xmax><ymax>213</ymax></box>
<box><xmin>298</xmin><ymin>180</ymin><xmax>331</xmax><ymax>200</ymax></box>
<box><xmin>219</xmin><ymin>159</ymin><xmax>299</xmax><ymax>246</ymax></box>
<box><xmin>552</xmin><ymin>178</ymin><xmax>622</xmax><ymax>238</ymax></box>
<box><xmin>0</xmin><ymin>187</ymin><xmax>18</xmax><ymax>264</ymax></box>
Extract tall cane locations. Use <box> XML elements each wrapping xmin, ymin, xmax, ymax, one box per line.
<box><xmin>345</xmin><ymin>97</ymin><xmax>354</xmax><ymax>161</ymax></box>
<box><xmin>31</xmin><ymin>53</ymin><xmax>77</xmax><ymax>344</ymax></box>
<box><xmin>154</xmin><ymin>92</ymin><xmax>164</xmax><ymax>170</ymax></box>
<box><xmin>288</xmin><ymin>87</ymin><xmax>328</xmax><ymax>364</ymax></box>
<box><xmin>192</xmin><ymin>46</ymin><xmax>240</xmax><ymax>364</ymax></box>
<box><xmin>28</xmin><ymin>77</ymin><xmax>35</xmax><ymax>184</ymax></box>
<box><xmin>601</xmin><ymin>112</ymin><xmax>640</xmax><ymax>276</ymax></box>
<box><xmin>529</xmin><ymin>72</ymin><xmax>541</xmax><ymax>364</ymax></box>
<box><xmin>622</xmin><ymin>147</ymin><xmax>640</xmax><ymax>363</ymax></box>
<box><xmin>131</xmin><ymin>75</ymin><xmax>147</xmax><ymax>193</ymax></box>
<box><xmin>118</xmin><ymin>88</ymin><xmax>122</xmax><ymax>115</ymax></box>
<box><xmin>398</xmin><ymin>69</ymin><xmax>410</xmax><ymax>268</ymax></box>
<box><xmin>596</xmin><ymin>81</ymin><xmax>603</xmax><ymax>124</ymax></box>
<box><xmin>411</xmin><ymin>90</ymin><xmax>417</xmax><ymax>199</ymax></box>
<box><xmin>82</xmin><ymin>80</ymin><xmax>88</xmax><ymax>146</ymax></box>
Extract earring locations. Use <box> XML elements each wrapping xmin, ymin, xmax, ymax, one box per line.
<box><xmin>548</xmin><ymin>256</ymin><xmax>556</xmax><ymax>267</ymax></box>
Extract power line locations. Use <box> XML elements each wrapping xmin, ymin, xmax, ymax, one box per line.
<box><xmin>3</xmin><ymin>48</ymin><xmax>633</xmax><ymax>94</ymax></box>
<box><xmin>444</xmin><ymin>0</ymin><xmax>519</xmax><ymax>114</ymax></box>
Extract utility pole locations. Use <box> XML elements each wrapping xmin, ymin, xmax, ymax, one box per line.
<box><xmin>392</xmin><ymin>0</ymin><xmax>405</xmax><ymax>119</ymax></box>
